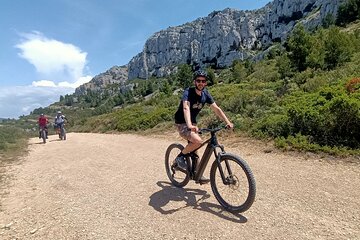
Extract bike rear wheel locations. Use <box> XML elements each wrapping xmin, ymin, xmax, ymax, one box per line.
<box><xmin>210</xmin><ymin>153</ymin><xmax>256</xmax><ymax>213</ymax></box>
<box><xmin>165</xmin><ymin>143</ymin><xmax>190</xmax><ymax>188</ymax></box>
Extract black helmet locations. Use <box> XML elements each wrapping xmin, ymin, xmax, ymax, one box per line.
<box><xmin>193</xmin><ymin>70</ymin><xmax>208</xmax><ymax>80</ymax></box>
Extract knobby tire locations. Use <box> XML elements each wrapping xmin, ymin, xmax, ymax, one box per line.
<box><xmin>165</xmin><ymin>143</ymin><xmax>190</xmax><ymax>188</ymax></box>
<box><xmin>210</xmin><ymin>153</ymin><xmax>256</xmax><ymax>213</ymax></box>
<box><xmin>41</xmin><ymin>129</ymin><xmax>46</xmax><ymax>144</ymax></box>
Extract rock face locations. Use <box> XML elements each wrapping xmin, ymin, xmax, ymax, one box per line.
<box><xmin>75</xmin><ymin>65</ymin><xmax>128</xmax><ymax>95</ymax></box>
<box><xmin>74</xmin><ymin>0</ymin><xmax>344</xmax><ymax>94</ymax></box>
<box><xmin>128</xmin><ymin>0</ymin><xmax>344</xmax><ymax>80</ymax></box>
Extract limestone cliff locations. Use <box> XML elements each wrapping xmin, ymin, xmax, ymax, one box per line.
<box><xmin>128</xmin><ymin>0</ymin><xmax>343</xmax><ymax>79</ymax></box>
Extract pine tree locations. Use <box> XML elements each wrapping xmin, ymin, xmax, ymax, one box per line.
<box><xmin>287</xmin><ymin>24</ymin><xmax>311</xmax><ymax>72</ymax></box>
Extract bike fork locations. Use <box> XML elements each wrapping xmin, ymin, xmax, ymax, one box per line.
<box><xmin>215</xmin><ymin>152</ymin><xmax>233</xmax><ymax>185</ymax></box>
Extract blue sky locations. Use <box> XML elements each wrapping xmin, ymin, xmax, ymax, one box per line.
<box><xmin>0</xmin><ymin>0</ymin><xmax>270</xmax><ymax>119</ymax></box>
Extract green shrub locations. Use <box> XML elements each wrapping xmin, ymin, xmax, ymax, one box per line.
<box><xmin>254</xmin><ymin>113</ymin><xmax>290</xmax><ymax>137</ymax></box>
<box><xmin>0</xmin><ymin>126</ymin><xmax>29</xmax><ymax>155</ymax></box>
<box><xmin>323</xmin><ymin>94</ymin><xmax>360</xmax><ymax>148</ymax></box>
<box><xmin>259</xmin><ymin>85</ymin><xmax>360</xmax><ymax>149</ymax></box>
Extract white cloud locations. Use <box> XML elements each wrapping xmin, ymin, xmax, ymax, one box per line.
<box><xmin>0</xmin><ymin>75</ymin><xmax>94</xmax><ymax>118</ymax></box>
<box><xmin>32</xmin><ymin>75</ymin><xmax>92</xmax><ymax>88</ymax></box>
<box><xmin>0</xmin><ymin>85</ymin><xmax>74</xmax><ymax>119</ymax></box>
<box><xmin>58</xmin><ymin>75</ymin><xmax>93</xmax><ymax>88</ymax></box>
<box><xmin>15</xmin><ymin>31</ymin><xmax>89</xmax><ymax>84</ymax></box>
<box><xmin>31</xmin><ymin>80</ymin><xmax>57</xmax><ymax>87</ymax></box>
<box><xmin>0</xmin><ymin>32</ymin><xmax>95</xmax><ymax>119</ymax></box>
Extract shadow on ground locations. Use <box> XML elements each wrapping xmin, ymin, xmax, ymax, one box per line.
<box><xmin>149</xmin><ymin>181</ymin><xmax>247</xmax><ymax>223</ymax></box>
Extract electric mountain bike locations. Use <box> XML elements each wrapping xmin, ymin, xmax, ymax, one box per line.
<box><xmin>165</xmin><ymin>125</ymin><xmax>256</xmax><ymax>213</ymax></box>
<box><xmin>55</xmin><ymin>123</ymin><xmax>66</xmax><ymax>140</ymax></box>
<box><xmin>39</xmin><ymin>126</ymin><xmax>47</xmax><ymax>144</ymax></box>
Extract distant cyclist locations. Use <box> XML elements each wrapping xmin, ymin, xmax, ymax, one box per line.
<box><xmin>174</xmin><ymin>70</ymin><xmax>233</xmax><ymax>183</ymax></box>
<box><xmin>54</xmin><ymin>111</ymin><xmax>67</xmax><ymax>130</ymax></box>
<box><xmin>38</xmin><ymin>113</ymin><xmax>49</xmax><ymax>139</ymax></box>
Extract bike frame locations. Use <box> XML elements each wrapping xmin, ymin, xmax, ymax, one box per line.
<box><xmin>188</xmin><ymin>128</ymin><xmax>233</xmax><ymax>184</ymax></box>
<box><xmin>56</xmin><ymin>123</ymin><xmax>64</xmax><ymax>132</ymax></box>
<box><xmin>40</xmin><ymin>126</ymin><xmax>47</xmax><ymax>133</ymax></box>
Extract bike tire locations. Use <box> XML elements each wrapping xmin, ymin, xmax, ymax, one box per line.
<box><xmin>41</xmin><ymin>129</ymin><xmax>46</xmax><ymax>144</ymax></box>
<box><xmin>165</xmin><ymin>143</ymin><xmax>190</xmax><ymax>188</ymax></box>
<box><xmin>62</xmin><ymin>128</ymin><xmax>66</xmax><ymax>140</ymax></box>
<box><xmin>58</xmin><ymin>129</ymin><xmax>61</xmax><ymax>139</ymax></box>
<box><xmin>210</xmin><ymin>153</ymin><xmax>256</xmax><ymax>213</ymax></box>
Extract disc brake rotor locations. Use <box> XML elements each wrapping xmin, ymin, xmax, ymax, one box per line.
<box><xmin>227</xmin><ymin>175</ymin><xmax>240</xmax><ymax>190</ymax></box>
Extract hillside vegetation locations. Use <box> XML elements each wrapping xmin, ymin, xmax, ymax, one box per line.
<box><xmin>0</xmin><ymin>123</ymin><xmax>30</xmax><ymax>162</ymax></box>
<box><xmin>24</xmin><ymin>4</ymin><xmax>360</xmax><ymax>157</ymax></box>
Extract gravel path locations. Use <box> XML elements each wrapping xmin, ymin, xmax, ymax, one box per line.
<box><xmin>0</xmin><ymin>132</ymin><xmax>359</xmax><ymax>239</ymax></box>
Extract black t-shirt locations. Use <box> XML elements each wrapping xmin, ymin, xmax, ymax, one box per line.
<box><xmin>174</xmin><ymin>87</ymin><xmax>215</xmax><ymax>124</ymax></box>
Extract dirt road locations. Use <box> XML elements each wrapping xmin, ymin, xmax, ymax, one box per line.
<box><xmin>0</xmin><ymin>133</ymin><xmax>359</xmax><ymax>239</ymax></box>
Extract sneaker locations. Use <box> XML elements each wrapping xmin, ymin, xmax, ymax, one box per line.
<box><xmin>175</xmin><ymin>155</ymin><xmax>187</xmax><ymax>171</ymax></box>
<box><xmin>196</xmin><ymin>176</ymin><xmax>210</xmax><ymax>185</ymax></box>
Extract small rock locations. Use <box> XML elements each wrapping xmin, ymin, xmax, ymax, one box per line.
<box><xmin>30</xmin><ymin>228</ymin><xmax>38</xmax><ymax>234</ymax></box>
<box><xmin>264</xmin><ymin>148</ymin><xmax>273</xmax><ymax>153</ymax></box>
<box><xmin>4</xmin><ymin>222</ymin><xmax>14</xmax><ymax>229</ymax></box>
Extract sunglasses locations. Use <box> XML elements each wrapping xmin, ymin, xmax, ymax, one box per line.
<box><xmin>195</xmin><ymin>79</ymin><xmax>207</xmax><ymax>83</ymax></box>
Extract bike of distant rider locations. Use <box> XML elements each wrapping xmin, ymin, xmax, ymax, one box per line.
<box><xmin>55</xmin><ymin>122</ymin><xmax>66</xmax><ymax>140</ymax></box>
<box><xmin>39</xmin><ymin>126</ymin><xmax>47</xmax><ymax>143</ymax></box>
<box><xmin>55</xmin><ymin>119</ymin><xmax>66</xmax><ymax>140</ymax></box>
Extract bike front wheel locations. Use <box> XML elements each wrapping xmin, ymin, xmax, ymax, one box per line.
<box><xmin>41</xmin><ymin>129</ymin><xmax>46</xmax><ymax>143</ymax></box>
<box><xmin>210</xmin><ymin>153</ymin><xmax>256</xmax><ymax>213</ymax></box>
<box><xmin>62</xmin><ymin>128</ymin><xmax>66</xmax><ymax>140</ymax></box>
<box><xmin>165</xmin><ymin>143</ymin><xmax>190</xmax><ymax>188</ymax></box>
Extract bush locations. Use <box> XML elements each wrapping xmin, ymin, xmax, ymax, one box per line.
<box><xmin>0</xmin><ymin>126</ymin><xmax>29</xmax><ymax>154</ymax></box>
<box><xmin>323</xmin><ymin>94</ymin><xmax>360</xmax><ymax>148</ymax></box>
<box><xmin>324</xmin><ymin>27</ymin><xmax>354</xmax><ymax>69</ymax></box>
<box><xmin>258</xmin><ymin>86</ymin><xmax>360</xmax><ymax>149</ymax></box>
<box><xmin>253</xmin><ymin>113</ymin><xmax>290</xmax><ymax>137</ymax></box>
<box><xmin>336</xmin><ymin>0</ymin><xmax>360</xmax><ymax>26</ymax></box>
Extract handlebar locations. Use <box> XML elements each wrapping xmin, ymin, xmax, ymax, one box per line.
<box><xmin>198</xmin><ymin>125</ymin><xmax>228</xmax><ymax>135</ymax></box>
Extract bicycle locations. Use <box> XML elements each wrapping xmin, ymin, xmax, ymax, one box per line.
<box><xmin>39</xmin><ymin>126</ymin><xmax>47</xmax><ymax>144</ymax></box>
<box><xmin>55</xmin><ymin>123</ymin><xmax>66</xmax><ymax>140</ymax></box>
<box><xmin>165</xmin><ymin>125</ymin><xmax>256</xmax><ymax>213</ymax></box>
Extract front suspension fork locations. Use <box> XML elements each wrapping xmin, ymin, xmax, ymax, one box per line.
<box><xmin>214</xmin><ymin>145</ymin><xmax>233</xmax><ymax>185</ymax></box>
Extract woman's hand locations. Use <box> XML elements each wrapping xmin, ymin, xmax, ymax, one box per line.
<box><xmin>187</xmin><ymin>125</ymin><xmax>199</xmax><ymax>133</ymax></box>
<box><xmin>226</xmin><ymin>122</ymin><xmax>234</xmax><ymax>129</ymax></box>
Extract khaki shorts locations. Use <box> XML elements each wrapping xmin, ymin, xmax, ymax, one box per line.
<box><xmin>176</xmin><ymin>123</ymin><xmax>193</xmax><ymax>141</ymax></box>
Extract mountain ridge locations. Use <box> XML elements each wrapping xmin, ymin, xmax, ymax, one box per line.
<box><xmin>127</xmin><ymin>0</ymin><xmax>342</xmax><ymax>79</ymax></box>
<box><xmin>75</xmin><ymin>0</ymin><xmax>343</xmax><ymax>94</ymax></box>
